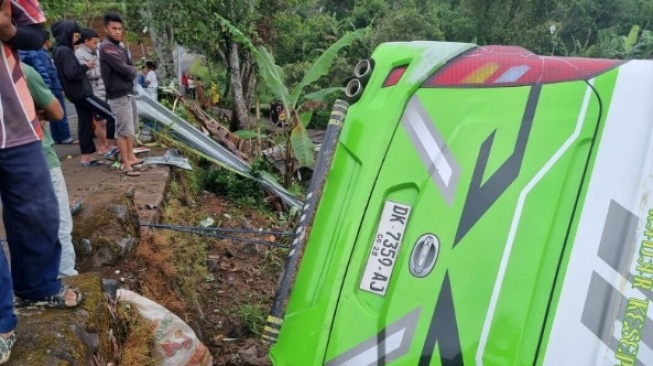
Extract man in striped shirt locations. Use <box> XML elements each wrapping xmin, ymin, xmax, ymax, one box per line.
<box><xmin>0</xmin><ymin>1</ymin><xmax>82</xmax><ymax>363</ymax></box>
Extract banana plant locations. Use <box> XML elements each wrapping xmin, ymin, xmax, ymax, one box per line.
<box><xmin>598</xmin><ymin>25</ymin><xmax>653</xmax><ymax>59</ymax></box>
<box><xmin>215</xmin><ymin>13</ymin><xmax>366</xmax><ymax>182</ymax></box>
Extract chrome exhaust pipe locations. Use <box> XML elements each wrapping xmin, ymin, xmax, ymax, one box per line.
<box><xmin>345</xmin><ymin>78</ymin><xmax>364</xmax><ymax>102</ymax></box>
<box><xmin>354</xmin><ymin>59</ymin><xmax>374</xmax><ymax>83</ymax></box>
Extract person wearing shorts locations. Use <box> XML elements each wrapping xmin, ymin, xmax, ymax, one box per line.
<box><xmin>99</xmin><ymin>12</ymin><xmax>141</xmax><ymax>176</ymax></box>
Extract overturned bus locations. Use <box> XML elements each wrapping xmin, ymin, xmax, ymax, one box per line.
<box><xmin>266</xmin><ymin>41</ymin><xmax>652</xmax><ymax>366</ymax></box>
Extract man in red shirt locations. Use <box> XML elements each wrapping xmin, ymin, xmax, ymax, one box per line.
<box><xmin>0</xmin><ymin>1</ymin><xmax>82</xmax><ymax>363</ymax></box>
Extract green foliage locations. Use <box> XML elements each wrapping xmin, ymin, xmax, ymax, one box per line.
<box><xmin>290</xmin><ymin>29</ymin><xmax>366</xmax><ymax>107</ymax></box>
<box><xmin>299</xmin><ymin>110</ymin><xmax>315</xmax><ymax>128</ymax></box>
<box><xmin>595</xmin><ymin>25</ymin><xmax>653</xmax><ymax>59</ymax></box>
<box><xmin>290</xmin><ymin>124</ymin><xmax>315</xmax><ymax>168</ymax></box>
<box><xmin>270</xmin><ymin>12</ymin><xmax>341</xmax><ymax>65</ymax></box>
<box><xmin>234</xmin><ymin>130</ymin><xmax>263</xmax><ymax>140</ymax></box>
<box><xmin>189</xmin><ymin>59</ymin><xmax>210</xmax><ymax>81</ymax></box>
<box><xmin>368</xmin><ymin>2</ymin><xmax>445</xmax><ymax>47</ymax></box>
<box><xmin>42</xmin><ymin>0</ymin><xmax>126</xmax><ymax>25</ymax></box>
<box><xmin>625</xmin><ymin>25</ymin><xmax>641</xmax><ymax>52</ymax></box>
<box><xmin>309</xmin><ymin>108</ymin><xmax>333</xmax><ymax>129</ymax></box>
<box><xmin>198</xmin><ymin>158</ymin><xmax>274</xmax><ymax>209</ymax></box>
<box><xmin>252</xmin><ymin>46</ymin><xmax>293</xmax><ymax>115</ymax></box>
<box><xmin>231</xmin><ymin>302</ymin><xmax>267</xmax><ymax>337</ymax></box>
<box><xmin>216</xmin><ymin>13</ymin><xmax>363</xmax><ymax>168</ymax></box>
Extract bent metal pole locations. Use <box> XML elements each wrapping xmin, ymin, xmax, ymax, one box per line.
<box><xmin>262</xmin><ymin>99</ymin><xmax>349</xmax><ymax>345</ymax></box>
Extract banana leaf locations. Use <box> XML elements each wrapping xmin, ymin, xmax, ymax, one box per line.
<box><xmin>290</xmin><ymin>123</ymin><xmax>315</xmax><ymax>168</ymax></box>
<box><xmin>290</xmin><ymin>29</ymin><xmax>366</xmax><ymax>107</ymax></box>
<box><xmin>624</xmin><ymin>25</ymin><xmax>640</xmax><ymax>53</ymax></box>
<box><xmin>302</xmin><ymin>87</ymin><xmax>344</xmax><ymax>103</ymax></box>
<box><xmin>252</xmin><ymin>46</ymin><xmax>292</xmax><ymax>111</ymax></box>
<box><xmin>300</xmin><ymin>110</ymin><xmax>314</xmax><ymax>128</ymax></box>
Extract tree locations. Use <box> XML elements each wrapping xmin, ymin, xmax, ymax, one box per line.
<box><xmin>141</xmin><ymin>0</ymin><xmax>270</xmax><ymax>130</ymax></box>
<box><xmin>253</xmin><ymin>29</ymin><xmax>366</xmax><ymax>170</ymax></box>
<box><xmin>217</xmin><ymin>15</ymin><xmax>365</xmax><ymax>182</ymax></box>
<box><xmin>42</xmin><ymin>0</ymin><xmax>124</xmax><ymax>24</ymax></box>
<box><xmin>124</xmin><ymin>0</ymin><xmax>176</xmax><ymax>81</ymax></box>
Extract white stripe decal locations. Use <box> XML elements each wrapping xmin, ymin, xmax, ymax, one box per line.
<box><xmin>494</xmin><ymin>65</ymin><xmax>530</xmax><ymax>83</ymax></box>
<box><xmin>338</xmin><ymin>329</ymin><xmax>405</xmax><ymax>366</ymax></box>
<box><xmin>477</xmin><ymin>81</ymin><xmax>595</xmax><ymax>365</ymax></box>
<box><xmin>401</xmin><ymin>97</ymin><xmax>460</xmax><ymax>204</ymax></box>
<box><xmin>404</xmin><ymin>106</ymin><xmax>454</xmax><ymax>185</ymax></box>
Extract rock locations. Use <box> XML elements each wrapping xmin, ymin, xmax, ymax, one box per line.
<box><xmin>70</xmin><ymin>324</ymin><xmax>100</xmax><ymax>365</ymax></box>
<box><xmin>93</xmin><ymin>245</ymin><xmax>118</xmax><ymax>266</ymax></box>
<box><xmin>10</xmin><ymin>273</ymin><xmax>115</xmax><ymax>365</ymax></box>
<box><xmin>239</xmin><ymin>243</ymin><xmax>260</xmax><ymax>256</ymax></box>
<box><xmin>241</xmin><ymin>218</ymin><xmax>254</xmax><ymax>229</ymax></box>
<box><xmin>107</xmin><ymin>204</ymin><xmax>130</xmax><ymax>221</ymax></box>
<box><xmin>206</xmin><ymin>258</ymin><xmax>219</xmax><ymax>272</ymax></box>
<box><xmin>90</xmin><ymin>236</ymin><xmax>132</xmax><ymax>267</ymax></box>
<box><xmin>102</xmin><ymin>279</ymin><xmax>120</xmax><ymax>300</ymax></box>
<box><xmin>117</xmin><ymin>236</ymin><xmax>135</xmax><ymax>255</ymax></box>
<box><xmin>125</xmin><ymin>186</ymin><xmax>135</xmax><ymax>198</ymax></box>
<box><xmin>81</xmin><ymin>238</ymin><xmax>92</xmax><ymax>254</ymax></box>
<box><xmin>239</xmin><ymin>345</ymin><xmax>271</xmax><ymax>366</ymax></box>
<box><xmin>238</xmin><ymin>345</ymin><xmax>259</xmax><ymax>363</ymax></box>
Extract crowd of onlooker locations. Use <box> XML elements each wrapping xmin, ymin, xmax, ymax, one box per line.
<box><xmin>0</xmin><ymin>1</ymin><xmax>158</xmax><ymax>364</ymax></box>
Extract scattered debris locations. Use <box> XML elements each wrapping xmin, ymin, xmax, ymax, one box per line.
<box><xmin>199</xmin><ymin>217</ymin><xmax>215</xmax><ymax>227</ymax></box>
<box><xmin>143</xmin><ymin>149</ymin><xmax>193</xmax><ymax>171</ymax></box>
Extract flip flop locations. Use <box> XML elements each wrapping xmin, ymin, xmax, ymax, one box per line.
<box><xmin>121</xmin><ymin>169</ymin><xmax>141</xmax><ymax>177</ymax></box>
<box><xmin>104</xmin><ymin>148</ymin><xmax>119</xmax><ymax>159</ymax></box>
<box><xmin>80</xmin><ymin>160</ymin><xmax>108</xmax><ymax>167</ymax></box>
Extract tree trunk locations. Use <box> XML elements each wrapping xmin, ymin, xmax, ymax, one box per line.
<box><xmin>243</xmin><ymin>72</ymin><xmax>257</xmax><ymax>113</ymax></box>
<box><xmin>227</xmin><ymin>41</ymin><xmax>250</xmax><ymax>131</ymax></box>
<box><xmin>140</xmin><ymin>5</ymin><xmax>175</xmax><ymax>81</ymax></box>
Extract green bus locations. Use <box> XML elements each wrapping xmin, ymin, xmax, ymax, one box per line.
<box><xmin>268</xmin><ymin>41</ymin><xmax>652</xmax><ymax>366</ymax></box>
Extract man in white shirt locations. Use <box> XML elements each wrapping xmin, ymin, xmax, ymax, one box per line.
<box><xmin>144</xmin><ymin>62</ymin><xmax>158</xmax><ymax>100</ymax></box>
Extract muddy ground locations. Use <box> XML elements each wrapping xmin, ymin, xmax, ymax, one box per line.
<box><xmin>76</xmin><ymin>176</ymin><xmax>290</xmax><ymax>365</ymax></box>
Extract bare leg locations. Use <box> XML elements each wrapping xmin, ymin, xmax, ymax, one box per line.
<box><xmin>80</xmin><ymin>153</ymin><xmax>95</xmax><ymax>164</ymax></box>
<box><xmin>94</xmin><ymin>119</ymin><xmax>109</xmax><ymax>153</ymax></box>
<box><xmin>117</xmin><ymin>136</ymin><xmax>133</xmax><ymax>171</ymax></box>
<box><xmin>127</xmin><ymin>138</ymin><xmax>140</xmax><ymax>164</ymax></box>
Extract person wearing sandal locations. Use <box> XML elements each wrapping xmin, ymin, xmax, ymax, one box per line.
<box><xmin>76</xmin><ymin>28</ymin><xmax>115</xmax><ymax>155</ymax></box>
<box><xmin>21</xmin><ymin>63</ymin><xmax>79</xmax><ymax>278</ymax></box>
<box><xmin>51</xmin><ymin>20</ymin><xmax>116</xmax><ymax>167</ymax></box>
<box><xmin>0</xmin><ymin>2</ymin><xmax>83</xmax><ymax>365</ymax></box>
<box><xmin>100</xmin><ymin>12</ymin><xmax>141</xmax><ymax>178</ymax></box>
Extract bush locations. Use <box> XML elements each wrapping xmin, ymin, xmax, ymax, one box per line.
<box><xmin>197</xmin><ymin>158</ymin><xmax>274</xmax><ymax>209</ymax></box>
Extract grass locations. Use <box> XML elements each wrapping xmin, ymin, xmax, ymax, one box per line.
<box><xmin>262</xmin><ymin>247</ymin><xmax>287</xmax><ymax>277</ymax></box>
<box><xmin>230</xmin><ymin>301</ymin><xmax>268</xmax><ymax>337</ymax></box>
<box><xmin>115</xmin><ymin>301</ymin><xmax>157</xmax><ymax>366</ymax></box>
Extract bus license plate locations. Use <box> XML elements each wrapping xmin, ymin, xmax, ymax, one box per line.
<box><xmin>359</xmin><ymin>201</ymin><xmax>412</xmax><ymax>296</ymax></box>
